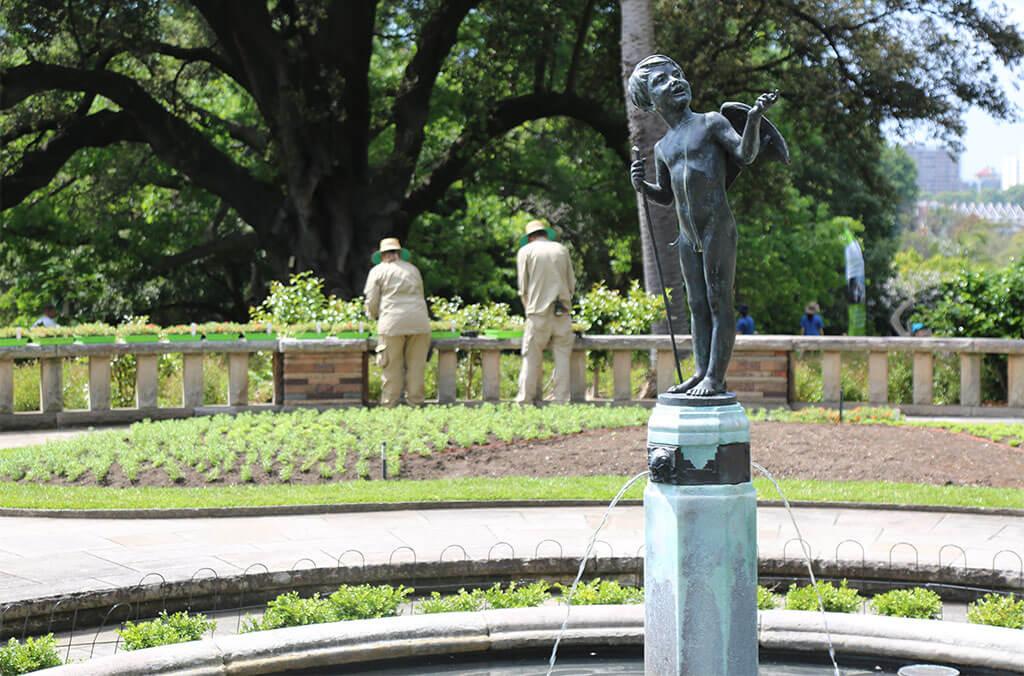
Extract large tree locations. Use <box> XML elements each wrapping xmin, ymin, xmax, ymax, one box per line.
<box><xmin>1</xmin><ymin>0</ymin><xmax>1022</xmax><ymax>327</ymax></box>
<box><xmin>1</xmin><ymin>0</ymin><xmax>626</xmax><ymax>303</ymax></box>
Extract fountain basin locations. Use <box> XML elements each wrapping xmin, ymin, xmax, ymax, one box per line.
<box><xmin>37</xmin><ymin>606</ymin><xmax>1024</xmax><ymax>675</ymax></box>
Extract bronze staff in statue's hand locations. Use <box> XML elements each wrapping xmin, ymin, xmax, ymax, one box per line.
<box><xmin>627</xmin><ymin>55</ymin><xmax>789</xmax><ymax>397</ymax></box>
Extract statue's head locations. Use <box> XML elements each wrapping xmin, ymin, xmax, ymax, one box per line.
<box><xmin>628</xmin><ymin>54</ymin><xmax>691</xmax><ymax>114</ymax></box>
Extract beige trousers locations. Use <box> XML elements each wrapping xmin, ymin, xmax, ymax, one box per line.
<box><xmin>376</xmin><ymin>332</ymin><xmax>431</xmax><ymax>406</ymax></box>
<box><xmin>517</xmin><ymin>312</ymin><xmax>573</xmax><ymax>404</ymax></box>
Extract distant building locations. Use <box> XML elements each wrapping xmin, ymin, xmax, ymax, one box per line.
<box><xmin>904</xmin><ymin>144</ymin><xmax>963</xmax><ymax>194</ymax></box>
<box><xmin>1002</xmin><ymin>146</ymin><xmax>1024</xmax><ymax>190</ymax></box>
<box><xmin>917</xmin><ymin>199</ymin><xmax>1024</xmax><ymax>232</ymax></box>
<box><xmin>973</xmin><ymin>166</ymin><xmax>1001</xmax><ymax>192</ymax></box>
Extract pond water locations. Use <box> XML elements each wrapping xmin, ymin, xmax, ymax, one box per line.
<box><xmin>283</xmin><ymin>648</ymin><xmax>1012</xmax><ymax>676</ymax></box>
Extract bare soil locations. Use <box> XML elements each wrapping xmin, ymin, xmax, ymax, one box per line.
<box><xmin>399</xmin><ymin>423</ymin><xmax>1024</xmax><ymax>489</ymax></box>
<box><xmin>53</xmin><ymin>422</ymin><xmax>1024</xmax><ymax>489</ymax></box>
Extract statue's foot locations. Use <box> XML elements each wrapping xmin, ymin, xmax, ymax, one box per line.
<box><xmin>688</xmin><ymin>376</ymin><xmax>726</xmax><ymax>397</ymax></box>
<box><xmin>667</xmin><ymin>372</ymin><xmax>704</xmax><ymax>394</ymax></box>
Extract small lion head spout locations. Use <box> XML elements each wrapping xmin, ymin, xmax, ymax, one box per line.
<box><xmin>647</xmin><ymin>445</ymin><xmax>675</xmax><ymax>483</ymax></box>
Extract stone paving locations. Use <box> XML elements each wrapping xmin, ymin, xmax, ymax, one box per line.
<box><xmin>1</xmin><ymin>505</ymin><xmax>1021</xmax><ymax>606</ymax></box>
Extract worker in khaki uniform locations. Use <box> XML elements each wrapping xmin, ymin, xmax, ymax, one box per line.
<box><xmin>364</xmin><ymin>238</ymin><xmax>432</xmax><ymax>407</ymax></box>
<box><xmin>516</xmin><ymin>220</ymin><xmax>576</xmax><ymax>404</ymax></box>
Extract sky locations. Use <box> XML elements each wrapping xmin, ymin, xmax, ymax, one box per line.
<box><xmin>944</xmin><ymin>3</ymin><xmax>1024</xmax><ymax>180</ymax></box>
<box><xmin>887</xmin><ymin>2</ymin><xmax>1024</xmax><ymax>181</ymax></box>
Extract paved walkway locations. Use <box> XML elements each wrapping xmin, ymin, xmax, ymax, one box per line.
<box><xmin>1</xmin><ymin>505</ymin><xmax>1021</xmax><ymax>605</ymax></box>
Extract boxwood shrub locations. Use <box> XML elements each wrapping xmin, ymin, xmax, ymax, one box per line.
<box><xmin>870</xmin><ymin>588</ymin><xmax>942</xmax><ymax>620</ymax></box>
<box><xmin>785</xmin><ymin>580</ymin><xmax>864</xmax><ymax>613</ymax></box>
<box><xmin>0</xmin><ymin>635</ymin><xmax>61</xmax><ymax>675</ymax></box>
<box><xmin>967</xmin><ymin>593</ymin><xmax>1024</xmax><ymax>629</ymax></box>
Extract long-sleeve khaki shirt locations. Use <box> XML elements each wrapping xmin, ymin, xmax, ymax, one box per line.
<box><xmin>517</xmin><ymin>239</ymin><xmax>575</xmax><ymax>315</ymax></box>
<box><xmin>363</xmin><ymin>260</ymin><xmax>431</xmax><ymax>336</ymax></box>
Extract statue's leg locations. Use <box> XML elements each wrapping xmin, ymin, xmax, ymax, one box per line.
<box><xmin>690</xmin><ymin>220</ymin><xmax>736</xmax><ymax>396</ymax></box>
<box><xmin>668</xmin><ymin>244</ymin><xmax>710</xmax><ymax>394</ymax></box>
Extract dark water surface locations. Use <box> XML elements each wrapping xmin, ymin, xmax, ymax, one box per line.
<box><xmin>284</xmin><ymin>648</ymin><xmax>1012</xmax><ymax>675</ymax></box>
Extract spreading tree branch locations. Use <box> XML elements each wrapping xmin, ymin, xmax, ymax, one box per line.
<box><xmin>1</xmin><ymin>62</ymin><xmax>282</xmax><ymax>232</ymax></box>
<box><xmin>384</xmin><ymin>0</ymin><xmax>479</xmax><ymax>189</ymax></box>
<box><xmin>0</xmin><ymin>110</ymin><xmax>143</xmax><ymax>210</ymax></box>
<box><xmin>403</xmin><ymin>90</ymin><xmax>627</xmax><ymax>221</ymax></box>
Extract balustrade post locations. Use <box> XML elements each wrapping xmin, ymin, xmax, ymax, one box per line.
<box><xmin>959</xmin><ymin>353</ymin><xmax>982</xmax><ymax>407</ymax></box>
<box><xmin>656</xmin><ymin>350</ymin><xmax>676</xmax><ymax>395</ymax></box>
<box><xmin>912</xmin><ymin>352</ymin><xmax>933</xmax><ymax>405</ymax></box>
<box><xmin>613</xmin><ymin>350</ymin><xmax>632</xmax><ymax>402</ymax></box>
<box><xmin>481</xmin><ymin>350</ymin><xmax>501</xmax><ymax>402</ymax></box>
<box><xmin>136</xmin><ymin>354</ymin><xmax>159</xmax><ymax>409</ymax></box>
<box><xmin>88</xmin><ymin>355</ymin><xmax>111</xmax><ymax>411</ymax></box>
<box><xmin>228</xmin><ymin>352</ymin><xmax>249</xmax><ymax>407</ymax></box>
<box><xmin>40</xmin><ymin>357</ymin><xmax>63</xmax><ymax>413</ymax></box>
<box><xmin>821</xmin><ymin>351</ymin><xmax>841</xmax><ymax>403</ymax></box>
<box><xmin>0</xmin><ymin>360</ymin><xmax>12</xmax><ymax>414</ymax></box>
<box><xmin>1008</xmin><ymin>354</ymin><xmax>1024</xmax><ymax>408</ymax></box>
<box><xmin>570</xmin><ymin>350</ymin><xmax>587</xmax><ymax>402</ymax></box>
<box><xmin>183</xmin><ymin>354</ymin><xmax>204</xmax><ymax>408</ymax></box>
<box><xmin>867</xmin><ymin>352</ymin><xmax>888</xmax><ymax>405</ymax></box>
<box><xmin>437</xmin><ymin>349</ymin><xmax>458</xmax><ymax>404</ymax></box>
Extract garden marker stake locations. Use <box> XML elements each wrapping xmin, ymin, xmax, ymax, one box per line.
<box><xmin>632</xmin><ymin>145</ymin><xmax>683</xmax><ymax>385</ymax></box>
<box><xmin>380</xmin><ymin>442</ymin><xmax>387</xmax><ymax>480</ymax></box>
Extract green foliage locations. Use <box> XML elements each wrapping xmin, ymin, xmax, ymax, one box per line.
<box><xmin>118</xmin><ymin>611</ymin><xmax>215</xmax><ymax>651</ymax></box>
<box><xmin>428</xmin><ymin>296</ymin><xmax>523</xmax><ymax>332</ymax></box>
<box><xmin>556</xmin><ymin>579</ymin><xmax>643</xmax><ymax>605</ymax></box>
<box><xmin>327</xmin><ymin>584</ymin><xmax>412</xmax><ymax>621</ymax></box>
<box><xmin>244</xmin><ymin>585</ymin><xmax>412</xmax><ymax>632</ymax></box>
<box><xmin>966</xmin><ymin>593</ymin><xmax>1024</xmax><ymax>629</ymax></box>
<box><xmin>483</xmin><ymin>581</ymin><xmax>551</xmax><ymax>609</ymax></box>
<box><xmin>914</xmin><ymin>261</ymin><xmax>1024</xmax><ymax>339</ymax></box>
<box><xmin>757</xmin><ymin>585</ymin><xmax>778</xmax><ymax>610</ymax></box>
<box><xmin>784</xmin><ymin>580</ymin><xmax>864</xmax><ymax>613</ymax></box>
<box><xmin>870</xmin><ymin>588</ymin><xmax>942</xmax><ymax>620</ymax></box>
<box><xmin>573</xmin><ymin>281</ymin><xmax>663</xmax><ymax>335</ymax></box>
<box><xmin>250</xmin><ymin>272</ymin><xmax>368</xmax><ymax>326</ymax></box>
<box><xmin>419</xmin><ymin>588</ymin><xmax>486</xmax><ymax>614</ymax></box>
<box><xmin>0</xmin><ymin>404</ymin><xmax>648</xmax><ymax>485</ymax></box>
<box><xmin>0</xmin><ymin>635</ymin><xmax>61</xmax><ymax>675</ymax></box>
<box><xmin>242</xmin><ymin>592</ymin><xmax>336</xmax><ymax>632</ymax></box>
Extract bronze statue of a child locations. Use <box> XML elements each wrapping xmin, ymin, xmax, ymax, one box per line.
<box><xmin>628</xmin><ymin>54</ymin><xmax>787</xmax><ymax>396</ymax></box>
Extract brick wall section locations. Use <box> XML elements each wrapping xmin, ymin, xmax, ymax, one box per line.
<box><xmin>726</xmin><ymin>350</ymin><xmax>789</xmax><ymax>405</ymax></box>
<box><xmin>282</xmin><ymin>352</ymin><xmax>368</xmax><ymax>405</ymax></box>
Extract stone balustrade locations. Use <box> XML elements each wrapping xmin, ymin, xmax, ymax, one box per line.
<box><xmin>0</xmin><ymin>335</ymin><xmax>1021</xmax><ymax>430</ymax></box>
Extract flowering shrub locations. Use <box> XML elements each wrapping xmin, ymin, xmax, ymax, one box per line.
<box><xmin>250</xmin><ymin>271</ymin><xmax>368</xmax><ymax>325</ymax></box>
<box><xmin>429</xmin><ymin>296</ymin><xmax>523</xmax><ymax>331</ymax></box>
<box><xmin>573</xmin><ymin>281</ymin><xmax>664</xmax><ymax>335</ymax></box>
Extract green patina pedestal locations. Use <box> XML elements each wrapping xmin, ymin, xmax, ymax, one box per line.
<box><xmin>644</xmin><ymin>392</ymin><xmax>758</xmax><ymax>675</ymax></box>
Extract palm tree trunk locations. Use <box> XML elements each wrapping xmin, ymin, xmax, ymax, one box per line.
<box><xmin>620</xmin><ymin>0</ymin><xmax>688</xmax><ymax>334</ymax></box>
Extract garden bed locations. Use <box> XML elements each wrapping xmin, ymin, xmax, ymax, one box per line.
<box><xmin>401</xmin><ymin>422</ymin><xmax>1024</xmax><ymax>489</ymax></box>
<box><xmin>2</xmin><ymin>409</ymin><xmax>1023</xmax><ymax>489</ymax></box>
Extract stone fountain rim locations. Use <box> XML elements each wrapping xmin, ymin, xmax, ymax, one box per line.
<box><xmin>33</xmin><ymin>605</ymin><xmax>1024</xmax><ymax>676</ymax></box>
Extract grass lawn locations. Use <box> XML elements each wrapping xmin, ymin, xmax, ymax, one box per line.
<box><xmin>0</xmin><ymin>476</ymin><xmax>1021</xmax><ymax>511</ymax></box>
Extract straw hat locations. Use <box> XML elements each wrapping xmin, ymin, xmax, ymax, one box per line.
<box><xmin>804</xmin><ymin>301</ymin><xmax>820</xmax><ymax>315</ymax></box>
<box><xmin>518</xmin><ymin>220</ymin><xmax>558</xmax><ymax>248</ymax></box>
<box><xmin>371</xmin><ymin>237</ymin><xmax>411</xmax><ymax>264</ymax></box>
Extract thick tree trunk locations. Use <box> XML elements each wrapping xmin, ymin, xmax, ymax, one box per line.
<box><xmin>620</xmin><ymin>0</ymin><xmax>688</xmax><ymax>334</ymax></box>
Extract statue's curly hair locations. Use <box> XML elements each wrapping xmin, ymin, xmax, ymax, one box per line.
<box><xmin>627</xmin><ymin>54</ymin><xmax>684</xmax><ymax>111</ymax></box>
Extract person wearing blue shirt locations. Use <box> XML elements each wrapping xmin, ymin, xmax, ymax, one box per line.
<box><xmin>736</xmin><ymin>304</ymin><xmax>755</xmax><ymax>335</ymax></box>
<box><xmin>800</xmin><ymin>302</ymin><xmax>823</xmax><ymax>335</ymax></box>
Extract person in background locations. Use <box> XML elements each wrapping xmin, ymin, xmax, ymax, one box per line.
<box><xmin>736</xmin><ymin>304</ymin><xmax>755</xmax><ymax>335</ymax></box>
<box><xmin>800</xmin><ymin>301</ymin><xmax>823</xmax><ymax>336</ymax></box>
<box><xmin>516</xmin><ymin>219</ymin><xmax>575</xmax><ymax>404</ymax></box>
<box><xmin>32</xmin><ymin>305</ymin><xmax>59</xmax><ymax>328</ymax></box>
<box><xmin>911</xmin><ymin>322</ymin><xmax>933</xmax><ymax>337</ymax></box>
<box><xmin>364</xmin><ymin>238</ymin><xmax>431</xmax><ymax>407</ymax></box>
